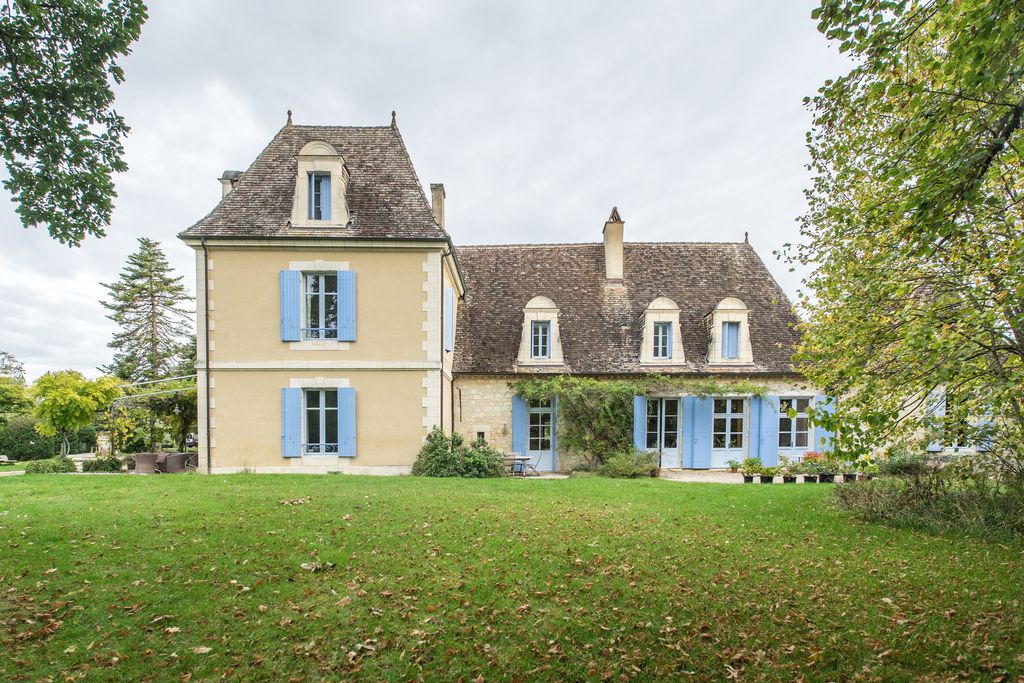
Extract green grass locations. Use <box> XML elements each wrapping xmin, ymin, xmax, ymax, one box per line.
<box><xmin>1</xmin><ymin>475</ymin><xmax>1021</xmax><ymax>681</ymax></box>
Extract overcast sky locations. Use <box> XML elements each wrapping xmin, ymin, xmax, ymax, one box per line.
<box><xmin>0</xmin><ymin>1</ymin><xmax>850</xmax><ymax>381</ymax></box>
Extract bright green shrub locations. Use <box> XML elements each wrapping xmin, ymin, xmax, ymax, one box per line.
<box><xmin>82</xmin><ymin>457</ymin><xmax>123</xmax><ymax>472</ymax></box>
<box><xmin>600</xmin><ymin>449</ymin><xmax>658</xmax><ymax>478</ymax></box>
<box><xmin>24</xmin><ymin>457</ymin><xmax>77</xmax><ymax>474</ymax></box>
<box><xmin>412</xmin><ymin>428</ymin><xmax>505</xmax><ymax>478</ymax></box>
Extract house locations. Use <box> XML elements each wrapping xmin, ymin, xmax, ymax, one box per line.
<box><xmin>179</xmin><ymin>114</ymin><xmax>831</xmax><ymax>473</ymax></box>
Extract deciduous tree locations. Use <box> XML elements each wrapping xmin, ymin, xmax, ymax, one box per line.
<box><xmin>790</xmin><ymin>0</ymin><xmax>1024</xmax><ymax>468</ymax></box>
<box><xmin>32</xmin><ymin>370</ymin><xmax>121</xmax><ymax>456</ymax></box>
<box><xmin>0</xmin><ymin>0</ymin><xmax>147</xmax><ymax>245</ymax></box>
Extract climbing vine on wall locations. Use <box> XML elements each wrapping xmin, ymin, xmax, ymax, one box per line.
<box><xmin>512</xmin><ymin>375</ymin><xmax>768</xmax><ymax>466</ymax></box>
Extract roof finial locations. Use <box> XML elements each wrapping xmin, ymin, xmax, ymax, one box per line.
<box><xmin>391</xmin><ymin>110</ymin><xmax>397</xmax><ymax>128</ymax></box>
<box><xmin>286</xmin><ymin>109</ymin><xmax>293</xmax><ymax>126</ymax></box>
<box><xmin>744</xmin><ymin>231</ymin><xmax>749</xmax><ymax>243</ymax></box>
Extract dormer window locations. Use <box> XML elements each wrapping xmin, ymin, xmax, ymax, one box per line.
<box><xmin>291</xmin><ymin>140</ymin><xmax>349</xmax><ymax>228</ymax></box>
<box><xmin>707</xmin><ymin>297</ymin><xmax>753</xmax><ymax>364</ymax></box>
<box><xmin>721</xmin><ymin>321</ymin><xmax>740</xmax><ymax>360</ymax></box>
<box><xmin>531</xmin><ymin>320</ymin><xmax>551</xmax><ymax>359</ymax></box>
<box><xmin>517</xmin><ymin>296</ymin><xmax>565</xmax><ymax>366</ymax></box>
<box><xmin>639</xmin><ymin>297</ymin><xmax>684</xmax><ymax>365</ymax></box>
<box><xmin>309</xmin><ymin>172</ymin><xmax>331</xmax><ymax>220</ymax></box>
<box><xmin>653</xmin><ymin>322</ymin><xmax>672</xmax><ymax>359</ymax></box>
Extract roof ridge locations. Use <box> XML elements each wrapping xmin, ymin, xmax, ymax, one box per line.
<box><xmin>457</xmin><ymin>240</ymin><xmax>749</xmax><ymax>249</ymax></box>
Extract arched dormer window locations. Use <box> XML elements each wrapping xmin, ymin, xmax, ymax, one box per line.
<box><xmin>290</xmin><ymin>140</ymin><xmax>350</xmax><ymax>228</ymax></box>
<box><xmin>517</xmin><ymin>296</ymin><xmax>565</xmax><ymax>366</ymax></box>
<box><xmin>707</xmin><ymin>297</ymin><xmax>753</xmax><ymax>364</ymax></box>
<box><xmin>639</xmin><ymin>297</ymin><xmax>685</xmax><ymax>365</ymax></box>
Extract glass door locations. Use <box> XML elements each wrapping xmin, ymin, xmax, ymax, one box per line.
<box><xmin>527</xmin><ymin>399</ymin><xmax>554</xmax><ymax>471</ymax></box>
<box><xmin>646</xmin><ymin>398</ymin><xmax>680</xmax><ymax>468</ymax></box>
<box><xmin>712</xmin><ymin>398</ymin><xmax>745</xmax><ymax>468</ymax></box>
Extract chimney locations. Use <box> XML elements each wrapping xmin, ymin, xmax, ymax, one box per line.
<box><xmin>603</xmin><ymin>206</ymin><xmax>624</xmax><ymax>285</ymax></box>
<box><xmin>430</xmin><ymin>183</ymin><xmax>446</xmax><ymax>228</ymax></box>
<box><xmin>219</xmin><ymin>170</ymin><xmax>243</xmax><ymax>198</ymax></box>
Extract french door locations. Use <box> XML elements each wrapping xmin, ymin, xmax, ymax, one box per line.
<box><xmin>711</xmin><ymin>398</ymin><xmax>745</xmax><ymax>468</ymax></box>
<box><xmin>527</xmin><ymin>399</ymin><xmax>554</xmax><ymax>471</ymax></box>
<box><xmin>646</xmin><ymin>398</ymin><xmax>680</xmax><ymax>468</ymax></box>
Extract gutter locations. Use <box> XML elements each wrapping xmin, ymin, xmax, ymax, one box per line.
<box><xmin>201</xmin><ymin>239</ymin><xmax>212</xmax><ymax>474</ymax></box>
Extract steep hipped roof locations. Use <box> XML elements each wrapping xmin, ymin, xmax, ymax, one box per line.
<box><xmin>453</xmin><ymin>241</ymin><xmax>802</xmax><ymax>375</ymax></box>
<box><xmin>180</xmin><ymin>122</ymin><xmax>448</xmax><ymax>241</ymax></box>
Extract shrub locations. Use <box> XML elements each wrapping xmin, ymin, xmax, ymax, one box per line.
<box><xmin>570</xmin><ymin>462</ymin><xmax>593</xmax><ymax>473</ymax></box>
<box><xmin>600</xmin><ymin>449</ymin><xmax>658</xmax><ymax>478</ymax></box>
<box><xmin>0</xmin><ymin>415</ymin><xmax>96</xmax><ymax>460</ymax></box>
<box><xmin>878</xmin><ymin>450</ymin><xmax>932</xmax><ymax>477</ymax></box>
<box><xmin>82</xmin><ymin>456</ymin><xmax>123</xmax><ymax>472</ymax></box>
<box><xmin>24</xmin><ymin>457</ymin><xmax>77</xmax><ymax>474</ymax></box>
<box><xmin>834</xmin><ymin>465</ymin><xmax>1024</xmax><ymax>542</ymax></box>
<box><xmin>412</xmin><ymin>428</ymin><xmax>505</xmax><ymax>478</ymax></box>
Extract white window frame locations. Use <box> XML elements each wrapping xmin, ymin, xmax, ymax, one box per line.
<box><xmin>302</xmin><ymin>272</ymin><xmax>339</xmax><ymax>340</ymax></box>
<box><xmin>309</xmin><ymin>172</ymin><xmax>331</xmax><ymax>221</ymax></box>
<box><xmin>653</xmin><ymin>322</ymin><xmax>671</xmax><ymax>359</ymax></box>
<box><xmin>712</xmin><ymin>398</ymin><xmax>745</xmax><ymax>450</ymax></box>
<box><xmin>527</xmin><ymin>399</ymin><xmax>552</xmax><ymax>451</ymax></box>
<box><xmin>778</xmin><ymin>396</ymin><xmax>813</xmax><ymax>452</ymax></box>
<box><xmin>304</xmin><ymin>388</ymin><xmax>339</xmax><ymax>454</ymax></box>
<box><xmin>531</xmin><ymin>320</ymin><xmax>551</xmax><ymax>359</ymax></box>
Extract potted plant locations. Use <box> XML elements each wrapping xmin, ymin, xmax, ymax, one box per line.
<box><xmin>739</xmin><ymin>457</ymin><xmax>762</xmax><ymax>483</ymax></box>
<box><xmin>778</xmin><ymin>454</ymin><xmax>797</xmax><ymax>484</ymax></box>
<box><xmin>799</xmin><ymin>455</ymin><xmax>819</xmax><ymax>483</ymax></box>
<box><xmin>726</xmin><ymin>459</ymin><xmax>741</xmax><ymax>474</ymax></box>
<box><xmin>759</xmin><ymin>465</ymin><xmax>779</xmax><ymax>484</ymax></box>
<box><xmin>806</xmin><ymin>451</ymin><xmax>836</xmax><ymax>483</ymax></box>
<box><xmin>841</xmin><ymin>459</ymin><xmax>858</xmax><ymax>483</ymax></box>
<box><xmin>855</xmin><ymin>454</ymin><xmax>879</xmax><ymax>481</ymax></box>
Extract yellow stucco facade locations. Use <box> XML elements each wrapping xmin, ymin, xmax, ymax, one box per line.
<box><xmin>186</xmin><ymin>239</ymin><xmax>463</xmax><ymax>473</ymax></box>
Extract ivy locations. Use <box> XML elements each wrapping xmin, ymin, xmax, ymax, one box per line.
<box><xmin>512</xmin><ymin>375</ymin><xmax>769</xmax><ymax>466</ymax></box>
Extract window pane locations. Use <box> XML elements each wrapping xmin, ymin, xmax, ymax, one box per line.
<box><xmin>325</xmin><ymin>409</ymin><xmax>338</xmax><ymax>449</ymax></box>
<box><xmin>780</xmin><ymin>398</ymin><xmax>792</xmax><ymax>412</ymax></box>
<box><xmin>779</xmin><ymin>417</ymin><xmax>792</xmax><ymax>433</ymax></box>
<box><xmin>307</xmin><ymin>295</ymin><xmax>321</xmax><ymax>332</ymax></box>
<box><xmin>324</xmin><ymin>294</ymin><xmax>338</xmax><ymax>335</ymax></box>
<box><xmin>713</xmin><ymin>434</ymin><xmax>726</xmax><ymax>448</ymax></box>
<box><xmin>306</xmin><ymin>274</ymin><xmax>320</xmax><ymax>294</ymax></box>
<box><xmin>779</xmin><ymin>433</ymin><xmax>792</xmax><ymax>448</ymax></box>
<box><xmin>797</xmin><ymin>398</ymin><xmax>810</xmax><ymax>412</ymax></box>
<box><xmin>324</xmin><ymin>274</ymin><xmax>337</xmax><ymax>294</ymax></box>
<box><xmin>730</xmin><ymin>433</ymin><xmax>743</xmax><ymax>448</ymax></box>
<box><xmin>795</xmin><ymin>432</ymin><xmax>808</xmax><ymax>448</ymax></box>
<box><xmin>713</xmin><ymin>418</ymin><xmax>726</xmax><ymax>434</ymax></box>
<box><xmin>325</xmin><ymin>390</ymin><xmax>338</xmax><ymax>408</ymax></box>
<box><xmin>663</xmin><ymin>427</ymin><xmax>677</xmax><ymax>449</ymax></box>
<box><xmin>306</xmin><ymin>410</ymin><xmax>320</xmax><ymax>445</ymax></box>
<box><xmin>730</xmin><ymin>399</ymin><xmax>744</xmax><ymax>413</ymax></box>
<box><xmin>713</xmin><ymin>399</ymin><xmax>727</xmax><ymax>414</ymax></box>
<box><xmin>730</xmin><ymin>418</ymin><xmax>743</xmax><ymax>434</ymax></box>
<box><xmin>795</xmin><ymin>417</ymin><xmax>808</xmax><ymax>434</ymax></box>
<box><xmin>306</xmin><ymin>391</ymin><xmax>320</xmax><ymax>408</ymax></box>
<box><xmin>529</xmin><ymin>425</ymin><xmax>540</xmax><ymax>439</ymax></box>
<box><xmin>664</xmin><ymin>400</ymin><xmax>678</xmax><ymax>418</ymax></box>
<box><xmin>646</xmin><ymin>432</ymin><xmax>658</xmax><ymax>449</ymax></box>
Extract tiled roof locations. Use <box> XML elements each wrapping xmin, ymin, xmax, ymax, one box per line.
<box><xmin>180</xmin><ymin>122</ymin><xmax>448</xmax><ymax>241</ymax></box>
<box><xmin>453</xmin><ymin>241</ymin><xmax>802</xmax><ymax>375</ymax></box>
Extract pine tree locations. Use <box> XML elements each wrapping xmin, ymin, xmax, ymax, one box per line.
<box><xmin>101</xmin><ymin>238</ymin><xmax>194</xmax><ymax>383</ymax></box>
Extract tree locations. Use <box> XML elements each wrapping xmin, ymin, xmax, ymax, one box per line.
<box><xmin>0</xmin><ymin>350</ymin><xmax>25</xmax><ymax>381</ymax></box>
<box><xmin>790</xmin><ymin>0</ymin><xmax>1024</xmax><ymax>468</ymax></box>
<box><xmin>32</xmin><ymin>370</ymin><xmax>121</xmax><ymax>456</ymax></box>
<box><xmin>0</xmin><ymin>0</ymin><xmax>147</xmax><ymax>246</ymax></box>
<box><xmin>101</xmin><ymin>237</ymin><xmax>193</xmax><ymax>383</ymax></box>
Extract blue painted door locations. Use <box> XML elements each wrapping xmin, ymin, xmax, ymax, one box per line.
<box><xmin>526</xmin><ymin>399</ymin><xmax>555</xmax><ymax>472</ymax></box>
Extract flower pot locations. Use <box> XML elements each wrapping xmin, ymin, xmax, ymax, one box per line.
<box><xmin>743</xmin><ymin>475</ymin><xmax>755</xmax><ymax>483</ymax></box>
<box><xmin>782</xmin><ymin>476</ymin><xmax>797</xmax><ymax>484</ymax></box>
<box><xmin>842</xmin><ymin>473</ymin><xmax>857</xmax><ymax>483</ymax></box>
<box><xmin>729</xmin><ymin>467</ymin><xmax>738</xmax><ymax>473</ymax></box>
<box><xmin>760</xmin><ymin>475</ymin><xmax>774</xmax><ymax>484</ymax></box>
<box><xmin>857</xmin><ymin>473</ymin><xmax>873</xmax><ymax>481</ymax></box>
<box><xmin>802</xmin><ymin>475</ymin><xmax>818</xmax><ymax>483</ymax></box>
<box><xmin>819</xmin><ymin>473</ymin><xmax>836</xmax><ymax>483</ymax></box>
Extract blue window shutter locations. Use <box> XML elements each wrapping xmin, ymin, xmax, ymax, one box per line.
<box><xmin>281</xmin><ymin>387</ymin><xmax>302</xmax><ymax>457</ymax></box>
<box><xmin>338</xmin><ymin>387</ymin><xmax>356</xmax><ymax>456</ymax></box>
<box><xmin>681</xmin><ymin>396</ymin><xmax>696</xmax><ymax>468</ymax></box>
<box><xmin>551</xmin><ymin>396</ymin><xmax>559</xmax><ymax>471</ymax></box>
<box><xmin>337</xmin><ymin>270</ymin><xmax>356</xmax><ymax>341</ymax></box>
<box><xmin>279</xmin><ymin>270</ymin><xmax>301</xmax><ymax>342</ymax></box>
<box><xmin>925</xmin><ymin>389</ymin><xmax>945</xmax><ymax>452</ymax></box>
<box><xmin>632</xmin><ymin>396</ymin><xmax>647</xmax><ymax>450</ymax></box>
<box><xmin>443</xmin><ymin>286</ymin><xmax>454</xmax><ymax>352</ymax></box>
<box><xmin>758</xmin><ymin>396</ymin><xmax>780</xmax><ymax>465</ymax></box>
<box><xmin>692</xmin><ymin>398</ymin><xmax>713</xmax><ymax>468</ymax></box>
<box><xmin>511</xmin><ymin>395</ymin><xmax>527</xmax><ymax>454</ymax></box>
<box><xmin>320</xmin><ymin>175</ymin><xmax>331</xmax><ymax>221</ymax></box>
<box><xmin>814</xmin><ymin>394</ymin><xmax>836</xmax><ymax>452</ymax></box>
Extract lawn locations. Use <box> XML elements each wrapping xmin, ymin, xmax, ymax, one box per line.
<box><xmin>1</xmin><ymin>475</ymin><xmax>1021</xmax><ymax>681</ymax></box>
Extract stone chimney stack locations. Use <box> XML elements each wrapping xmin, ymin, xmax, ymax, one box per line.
<box><xmin>430</xmin><ymin>183</ymin><xmax>446</xmax><ymax>228</ymax></box>
<box><xmin>603</xmin><ymin>206</ymin><xmax>624</xmax><ymax>285</ymax></box>
<box><xmin>219</xmin><ymin>170</ymin><xmax>243</xmax><ymax>198</ymax></box>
